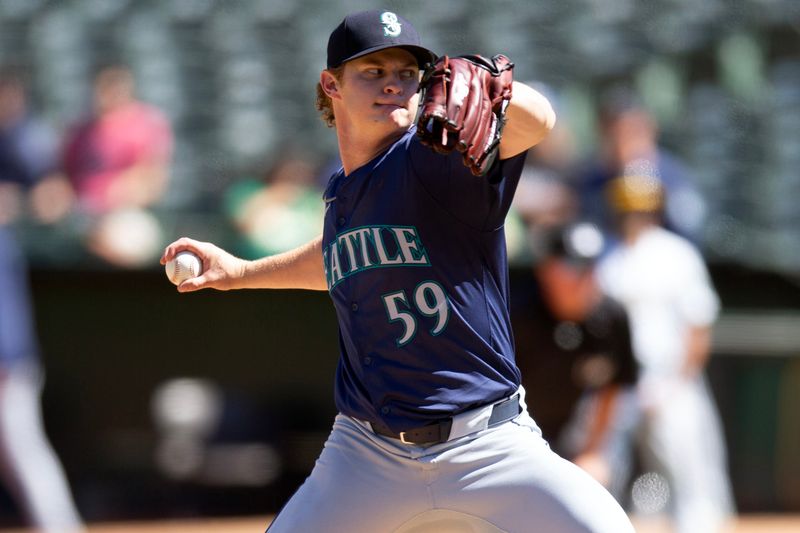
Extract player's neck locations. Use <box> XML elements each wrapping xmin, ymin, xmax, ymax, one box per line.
<box><xmin>336</xmin><ymin>124</ymin><xmax>407</xmax><ymax>176</ymax></box>
<box><xmin>620</xmin><ymin>214</ymin><xmax>658</xmax><ymax>244</ymax></box>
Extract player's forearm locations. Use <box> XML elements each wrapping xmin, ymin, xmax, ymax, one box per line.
<box><xmin>682</xmin><ymin>325</ymin><xmax>713</xmax><ymax>378</ymax></box>
<box><xmin>581</xmin><ymin>385</ymin><xmax>619</xmax><ymax>454</ymax></box>
<box><xmin>499</xmin><ymin>82</ymin><xmax>556</xmax><ymax>159</ymax></box>
<box><xmin>240</xmin><ymin>235</ymin><xmax>327</xmax><ymax>291</ymax></box>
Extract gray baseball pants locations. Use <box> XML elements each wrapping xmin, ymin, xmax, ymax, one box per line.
<box><xmin>267</xmin><ymin>389</ymin><xmax>634</xmax><ymax>533</ymax></box>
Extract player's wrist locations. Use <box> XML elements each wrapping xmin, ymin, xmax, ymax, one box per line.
<box><xmin>234</xmin><ymin>258</ymin><xmax>256</xmax><ymax>287</ymax></box>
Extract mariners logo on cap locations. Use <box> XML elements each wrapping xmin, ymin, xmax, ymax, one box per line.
<box><xmin>381</xmin><ymin>11</ymin><xmax>402</xmax><ymax>37</ymax></box>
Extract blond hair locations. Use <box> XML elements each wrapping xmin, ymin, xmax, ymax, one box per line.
<box><xmin>316</xmin><ymin>66</ymin><xmax>345</xmax><ymax>128</ymax></box>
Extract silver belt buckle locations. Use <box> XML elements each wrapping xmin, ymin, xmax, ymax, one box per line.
<box><xmin>398</xmin><ymin>431</ymin><xmax>411</xmax><ymax>444</ymax></box>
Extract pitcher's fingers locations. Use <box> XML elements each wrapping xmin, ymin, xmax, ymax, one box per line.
<box><xmin>178</xmin><ymin>271</ymin><xmax>219</xmax><ymax>292</ymax></box>
<box><xmin>161</xmin><ymin>237</ymin><xmax>201</xmax><ymax>264</ymax></box>
<box><xmin>178</xmin><ymin>276</ymin><xmax>203</xmax><ymax>292</ymax></box>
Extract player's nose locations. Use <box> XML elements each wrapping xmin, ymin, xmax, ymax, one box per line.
<box><xmin>383</xmin><ymin>73</ymin><xmax>406</xmax><ymax>95</ymax></box>
<box><xmin>383</xmin><ymin>83</ymin><xmax>401</xmax><ymax>95</ymax></box>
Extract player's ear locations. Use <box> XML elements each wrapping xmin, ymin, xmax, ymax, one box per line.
<box><xmin>320</xmin><ymin>69</ymin><xmax>342</xmax><ymax>100</ymax></box>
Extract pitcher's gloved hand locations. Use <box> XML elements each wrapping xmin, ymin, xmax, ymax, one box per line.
<box><xmin>417</xmin><ymin>54</ymin><xmax>514</xmax><ymax>176</ymax></box>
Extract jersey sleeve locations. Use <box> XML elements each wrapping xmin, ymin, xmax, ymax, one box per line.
<box><xmin>408</xmin><ymin>136</ymin><xmax>527</xmax><ymax>231</ymax></box>
<box><xmin>675</xmin><ymin>245</ymin><xmax>720</xmax><ymax>327</ymax></box>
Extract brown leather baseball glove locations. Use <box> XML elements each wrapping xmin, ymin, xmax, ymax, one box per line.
<box><xmin>416</xmin><ymin>54</ymin><xmax>514</xmax><ymax>176</ymax></box>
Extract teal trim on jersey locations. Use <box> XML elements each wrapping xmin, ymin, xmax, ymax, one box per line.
<box><xmin>413</xmin><ymin>280</ymin><xmax>450</xmax><ymax>337</ymax></box>
<box><xmin>381</xmin><ymin>289</ymin><xmax>419</xmax><ymax>347</ymax></box>
<box><xmin>325</xmin><ymin>224</ymin><xmax>432</xmax><ymax>290</ymax></box>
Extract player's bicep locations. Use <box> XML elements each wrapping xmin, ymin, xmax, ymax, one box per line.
<box><xmin>498</xmin><ymin>82</ymin><xmax>556</xmax><ymax>160</ymax></box>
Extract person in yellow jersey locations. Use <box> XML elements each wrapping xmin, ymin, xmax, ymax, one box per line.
<box><xmin>597</xmin><ymin>167</ymin><xmax>735</xmax><ymax>532</ymax></box>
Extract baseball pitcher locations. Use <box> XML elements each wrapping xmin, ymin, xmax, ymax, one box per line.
<box><xmin>162</xmin><ymin>10</ymin><xmax>634</xmax><ymax>533</ymax></box>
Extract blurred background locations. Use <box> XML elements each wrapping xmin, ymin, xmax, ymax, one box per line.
<box><xmin>0</xmin><ymin>0</ymin><xmax>799</xmax><ymax>530</ymax></box>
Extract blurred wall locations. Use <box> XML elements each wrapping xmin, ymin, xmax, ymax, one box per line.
<box><xmin>0</xmin><ymin>264</ymin><xmax>791</xmax><ymax>524</ymax></box>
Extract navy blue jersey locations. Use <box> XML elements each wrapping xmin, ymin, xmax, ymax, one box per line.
<box><xmin>322</xmin><ymin>126</ymin><xmax>527</xmax><ymax>432</ymax></box>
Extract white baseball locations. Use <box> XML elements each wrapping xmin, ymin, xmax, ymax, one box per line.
<box><xmin>165</xmin><ymin>251</ymin><xmax>203</xmax><ymax>286</ymax></box>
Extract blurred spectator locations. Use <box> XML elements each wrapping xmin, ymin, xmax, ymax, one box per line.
<box><xmin>224</xmin><ymin>149</ymin><xmax>324</xmax><ymax>258</ymax></box>
<box><xmin>0</xmin><ymin>69</ymin><xmax>73</xmax><ymax>225</ymax></box>
<box><xmin>596</xmin><ymin>170</ymin><xmax>734</xmax><ymax>532</ymax></box>
<box><xmin>511</xmin><ymin>221</ymin><xmax>639</xmax><ymax>502</ymax></box>
<box><xmin>574</xmin><ymin>87</ymin><xmax>706</xmax><ymax>244</ymax></box>
<box><xmin>62</xmin><ymin>64</ymin><xmax>173</xmax><ymax>267</ymax></box>
<box><xmin>508</xmin><ymin>83</ymin><xmax>581</xmax><ymax>263</ymax></box>
<box><xmin>63</xmin><ymin>64</ymin><xmax>172</xmax><ymax>214</ymax></box>
<box><xmin>522</xmin><ymin>83</ymin><xmax>580</xmax><ymax>179</ymax></box>
<box><xmin>0</xmin><ymin>68</ymin><xmax>84</xmax><ymax>532</ymax></box>
<box><xmin>512</xmin><ymin>171</ymin><xmax>579</xmax><ymax>264</ymax></box>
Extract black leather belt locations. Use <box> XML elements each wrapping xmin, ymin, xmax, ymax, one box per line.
<box><xmin>370</xmin><ymin>393</ymin><xmax>521</xmax><ymax>445</ymax></box>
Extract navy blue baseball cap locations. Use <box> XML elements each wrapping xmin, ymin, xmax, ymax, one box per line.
<box><xmin>327</xmin><ymin>10</ymin><xmax>436</xmax><ymax>69</ymax></box>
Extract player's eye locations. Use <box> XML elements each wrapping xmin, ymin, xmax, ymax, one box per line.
<box><xmin>400</xmin><ymin>69</ymin><xmax>418</xmax><ymax>79</ymax></box>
